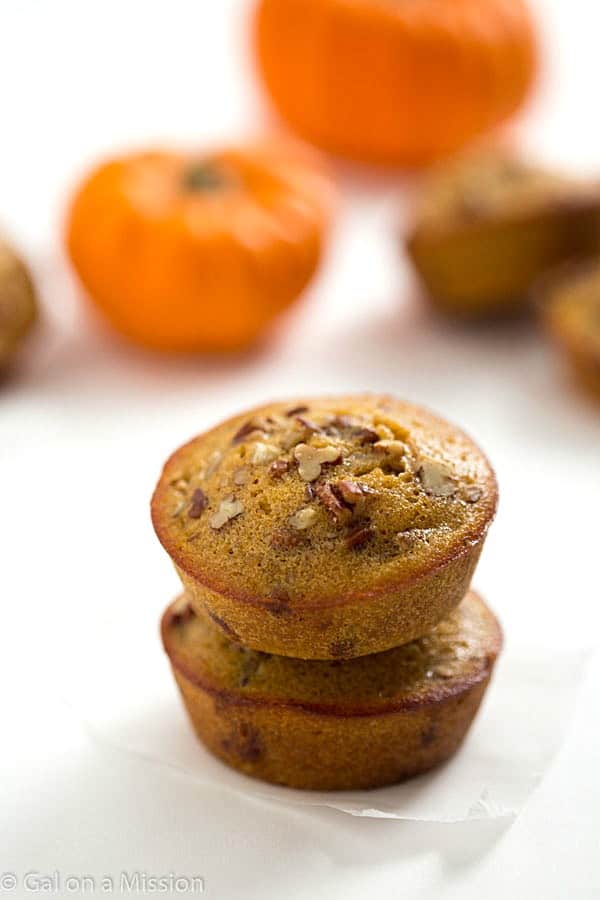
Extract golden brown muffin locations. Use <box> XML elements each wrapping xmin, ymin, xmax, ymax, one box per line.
<box><xmin>541</xmin><ymin>260</ymin><xmax>600</xmax><ymax>398</ymax></box>
<box><xmin>406</xmin><ymin>152</ymin><xmax>600</xmax><ymax>317</ymax></box>
<box><xmin>162</xmin><ymin>590</ymin><xmax>502</xmax><ymax>791</ymax></box>
<box><xmin>0</xmin><ymin>238</ymin><xmax>37</xmax><ymax>366</ymax></box>
<box><xmin>151</xmin><ymin>395</ymin><xmax>498</xmax><ymax>659</ymax></box>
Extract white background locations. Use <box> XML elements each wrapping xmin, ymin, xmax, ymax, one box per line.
<box><xmin>1</xmin><ymin>1</ymin><xmax>599</xmax><ymax>897</ymax></box>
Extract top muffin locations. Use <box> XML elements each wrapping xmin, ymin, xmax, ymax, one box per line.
<box><xmin>152</xmin><ymin>395</ymin><xmax>497</xmax><ymax>657</ymax></box>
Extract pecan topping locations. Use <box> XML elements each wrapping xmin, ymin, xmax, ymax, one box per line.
<box><xmin>295</xmin><ymin>415</ymin><xmax>321</xmax><ymax>433</ymax></box>
<box><xmin>269</xmin><ymin>459</ymin><xmax>290</xmax><ymax>479</ymax></box>
<box><xmin>232</xmin><ymin>421</ymin><xmax>259</xmax><ymax>444</ymax></box>
<box><xmin>280</xmin><ymin>426</ymin><xmax>308</xmax><ymax>451</ymax></box>
<box><xmin>251</xmin><ymin>442</ymin><xmax>280</xmax><ymax>465</ymax></box>
<box><xmin>305</xmin><ymin>483</ymin><xmax>317</xmax><ymax>501</ymax></box>
<box><xmin>330</xmin><ymin>415</ymin><xmax>355</xmax><ymax>429</ymax></box>
<box><xmin>204</xmin><ymin>450</ymin><xmax>223</xmax><ymax>478</ymax></box>
<box><xmin>289</xmin><ymin>507</ymin><xmax>318</xmax><ymax>530</ymax></box>
<box><xmin>172</xmin><ymin>498</ymin><xmax>187</xmax><ymax>518</ymax></box>
<box><xmin>315</xmin><ymin>482</ymin><xmax>352</xmax><ymax>523</ymax></box>
<box><xmin>285</xmin><ymin>405</ymin><xmax>309</xmax><ymax>417</ymax></box>
<box><xmin>463</xmin><ymin>485</ymin><xmax>482</xmax><ymax>503</ymax></box>
<box><xmin>354</xmin><ymin>427</ymin><xmax>379</xmax><ymax>445</ymax></box>
<box><xmin>334</xmin><ymin>480</ymin><xmax>374</xmax><ymax>506</ymax></box>
<box><xmin>345</xmin><ymin>523</ymin><xmax>375</xmax><ymax>550</ymax></box>
<box><xmin>374</xmin><ymin>424</ymin><xmax>394</xmax><ymax>441</ymax></box>
<box><xmin>375</xmin><ymin>439</ymin><xmax>407</xmax><ymax>454</ymax></box>
<box><xmin>188</xmin><ymin>488</ymin><xmax>208</xmax><ymax>519</ymax></box>
<box><xmin>418</xmin><ymin>459</ymin><xmax>456</xmax><ymax>497</ymax></box>
<box><xmin>374</xmin><ymin>439</ymin><xmax>408</xmax><ymax>472</ymax></box>
<box><xmin>209</xmin><ymin>495</ymin><xmax>244</xmax><ymax>529</ymax></box>
<box><xmin>232</xmin><ymin>419</ymin><xmax>268</xmax><ymax>445</ymax></box>
<box><xmin>233</xmin><ymin>466</ymin><xmax>250</xmax><ymax>486</ymax></box>
<box><xmin>294</xmin><ymin>443</ymin><xmax>342</xmax><ymax>481</ymax></box>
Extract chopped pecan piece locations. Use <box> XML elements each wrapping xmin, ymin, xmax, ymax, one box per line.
<box><xmin>269</xmin><ymin>459</ymin><xmax>290</xmax><ymax>479</ymax></box>
<box><xmin>188</xmin><ymin>488</ymin><xmax>208</xmax><ymax>519</ymax></box>
<box><xmin>305</xmin><ymin>483</ymin><xmax>317</xmax><ymax>501</ymax></box>
<box><xmin>418</xmin><ymin>459</ymin><xmax>456</xmax><ymax>497</ymax></box>
<box><xmin>315</xmin><ymin>482</ymin><xmax>352</xmax><ymax>523</ymax></box>
<box><xmin>334</xmin><ymin>480</ymin><xmax>375</xmax><ymax>505</ymax></box>
<box><xmin>233</xmin><ymin>466</ymin><xmax>250</xmax><ymax>486</ymax></box>
<box><xmin>354</xmin><ymin>427</ymin><xmax>379</xmax><ymax>445</ymax></box>
<box><xmin>295</xmin><ymin>415</ymin><xmax>321</xmax><ymax>433</ymax></box>
<box><xmin>232</xmin><ymin>418</ymin><xmax>270</xmax><ymax>445</ymax></box>
<box><xmin>330</xmin><ymin>415</ymin><xmax>355</xmax><ymax>429</ymax></box>
<box><xmin>374</xmin><ymin>439</ymin><xmax>408</xmax><ymax>472</ymax></box>
<box><xmin>285</xmin><ymin>405</ymin><xmax>309</xmax><ymax>417</ymax></box>
<box><xmin>209</xmin><ymin>495</ymin><xmax>244</xmax><ymax>529</ymax></box>
<box><xmin>289</xmin><ymin>507</ymin><xmax>318</xmax><ymax>530</ymax></box>
<box><xmin>204</xmin><ymin>450</ymin><xmax>223</xmax><ymax>478</ymax></box>
<box><xmin>294</xmin><ymin>443</ymin><xmax>342</xmax><ymax>481</ymax></box>
<box><xmin>345</xmin><ymin>523</ymin><xmax>375</xmax><ymax>550</ymax></box>
<box><xmin>251</xmin><ymin>442</ymin><xmax>280</xmax><ymax>465</ymax></box>
<box><xmin>374</xmin><ymin>424</ymin><xmax>394</xmax><ymax>441</ymax></box>
<box><xmin>280</xmin><ymin>425</ymin><xmax>308</xmax><ymax>451</ymax></box>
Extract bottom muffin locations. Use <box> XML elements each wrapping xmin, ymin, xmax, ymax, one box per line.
<box><xmin>161</xmin><ymin>591</ymin><xmax>502</xmax><ymax>791</ymax></box>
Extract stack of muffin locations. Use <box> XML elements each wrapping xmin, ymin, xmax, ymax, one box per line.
<box><xmin>152</xmin><ymin>394</ymin><xmax>501</xmax><ymax>791</ymax></box>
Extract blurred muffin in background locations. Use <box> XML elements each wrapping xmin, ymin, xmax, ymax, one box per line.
<box><xmin>406</xmin><ymin>152</ymin><xmax>600</xmax><ymax>318</ymax></box>
<box><xmin>0</xmin><ymin>237</ymin><xmax>37</xmax><ymax>368</ymax></box>
<box><xmin>541</xmin><ymin>260</ymin><xmax>600</xmax><ymax>399</ymax></box>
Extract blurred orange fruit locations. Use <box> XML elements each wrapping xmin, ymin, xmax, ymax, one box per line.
<box><xmin>66</xmin><ymin>145</ymin><xmax>334</xmax><ymax>352</ymax></box>
<box><xmin>254</xmin><ymin>0</ymin><xmax>538</xmax><ymax>167</ymax></box>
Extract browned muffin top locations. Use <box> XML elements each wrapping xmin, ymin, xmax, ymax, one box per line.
<box><xmin>163</xmin><ymin>591</ymin><xmax>502</xmax><ymax>715</ymax></box>
<box><xmin>151</xmin><ymin>395</ymin><xmax>497</xmax><ymax>606</ymax></box>
<box><xmin>544</xmin><ymin>262</ymin><xmax>600</xmax><ymax>359</ymax></box>
<box><xmin>414</xmin><ymin>152</ymin><xmax>595</xmax><ymax>233</ymax></box>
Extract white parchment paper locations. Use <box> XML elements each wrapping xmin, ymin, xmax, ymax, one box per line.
<box><xmin>59</xmin><ymin>614</ymin><xmax>591</xmax><ymax>823</ymax></box>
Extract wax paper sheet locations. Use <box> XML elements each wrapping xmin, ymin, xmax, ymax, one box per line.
<box><xmin>58</xmin><ymin>616</ymin><xmax>590</xmax><ymax>823</ymax></box>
